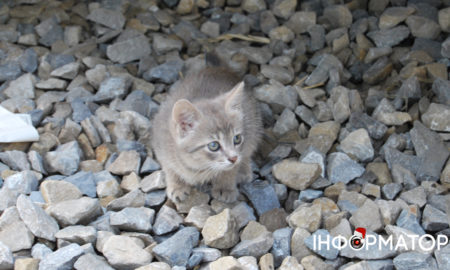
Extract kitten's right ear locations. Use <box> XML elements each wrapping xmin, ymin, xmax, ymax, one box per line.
<box><xmin>172</xmin><ymin>99</ymin><xmax>201</xmax><ymax>138</ymax></box>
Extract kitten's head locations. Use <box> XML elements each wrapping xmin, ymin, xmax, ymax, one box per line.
<box><xmin>170</xmin><ymin>82</ymin><xmax>246</xmax><ymax>172</ymax></box>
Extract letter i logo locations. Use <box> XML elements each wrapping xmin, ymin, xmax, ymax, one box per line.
<box><xmin>350</xmin><ymin>227</ymin><xmax>366</xmax><ymax>250</ymax></box>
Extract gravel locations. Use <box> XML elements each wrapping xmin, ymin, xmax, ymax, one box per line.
<box><xmin>0</xmin><ymin>0</ymin><xmax>449</xmax><ymax>269</ymax></box>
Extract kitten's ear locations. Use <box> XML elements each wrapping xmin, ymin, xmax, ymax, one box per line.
<box><xmin>225</xmin><ymin>81</ymin><xmax>245</xmax><ymax>113</ymax></box>
<box><xmin>172</xmin><ymin>99</ymin><xmax>201</xmax><ymax>138</ymax></box>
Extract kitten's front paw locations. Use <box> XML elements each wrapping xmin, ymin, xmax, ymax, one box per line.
<box><xmin>212</xmin><ymin>187</ymin><xmax>239</xmax><ymax>203</ymax></box>
<box><xmin>167</xmin><ymin>185</ymin><xmax>191</xmax><ymax>203</ymax></box>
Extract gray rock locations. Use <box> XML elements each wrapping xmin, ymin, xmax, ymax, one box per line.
<box><xmin>0</xmin><ymin>62</ymin><xmax>21</xmax><ymax>82</ymax></box>
<box><xmin>63</xmin><ymin>172</ymin><xmax>97</xmax><ymax>198</ymax></box>
<box><xmin>260</xmin><ymin>65</ymin><xmax>294</xmax><ymax>84</ymax></box>
<box><xmin>50</xmin><ymin>62</ymin><xmax>80</xmax><ymax>80</ymax></box>
<box><xmin>442</xmin><ymin>37</ymin><xmax>450</xmax><ymax>58</ymax></box>
<box><xmin>396</xmin><ymin>209</ymin><xmax>425</xmax><ymax>235</ymax></box>
<box><xmin>55</xmin><ymin>225</ymin><xmax>97</xmax><ymax>245</ymax></box>
<box><xmin>140</xmin><ymin>157</ymin><xmax>161</xmax><ymax>174</ymax></box>
<box><xmin>39</xmin><ymin>243</ymin><xmax>84</xmax><ymax>270</ymax></box>
<box><xmin>349</xmin><ymin>112</ymin><xmax>387</xmax><ymax>140</ymax></box>
<box><xmin>35</xmin><ymin>17</ymin><xmax>63</xmax><ymax>46</ymax></box>
<box><xmin>273</xmin><ymin>108</ymin><xmax>298</xmax><ymax>136</ymax></box>
<box><xmin>271</xmin><ymin>227</ymin><xmax>292</xmax><ymax>267</ymax></box>
<box><xmin>71</xmin><ymin>99</ymin><xmax>92</xmax><ymax>123</ymax></box>
<box><xmin>80</xmin><ymin>117</ymin><xmax>101</xmax><ymax>148</ymax></box>
<box><xmin>434</xmin><ymin>243</ymin><xmax>450</xmax><ymax>269</ymax></box>
<box><xmin>46</xmin><ymin>197</ymin><xmax>102</xmax><ymax>227</ymax></box>
<box><xmin>107</xmin><ymin>36</ymin><xmax>151</xmax><ymax>64</ymax></box>
<box><xmin>400</xmin><ymin>185</ymin><xmax>427</xmax><ymax>208</ymax></box>
<box><xmin>410</xmin><ymin>121</ymin><xmax>449</xmax><ymax>181</ymax></box>
<box><xmin>0</xmin><ymin>242</ymin><xmax>13</xmax><ymax>270</ymax></box>
<box><xmin>295</xmin><ymin>105</ymin><xmax>318</xmax><ymax>127</ymax></box>
<box><xmin>286</xmin><ymin>11</ymin><xmax>316</xmax><ymax>34</ymax></box>
<box><xmin>0</xmin><ymin>150</ymin><xmax>30</xmax><ymax>171</ymax></box>
<box><xmin>304</xmin><ymin>229</ymin><xmax>339</xmax><ymax>260</ymax></box>
<box><xmin>300</xmin><ymin>146</ymin><xmax>326</xmax><ymax>178</ymax></box>
<box><xmin>242</xmin><ymin>0</ymin><xmax>266</xmax><ymax>13</ymax></box>
<box><xmin>406</xmin><ymin>15</ymin><xmax>441</xmax><ymax>39</ymax></box>
<box><xmin>144</xmin><ymin>60</ymin><xmax>184</xmax><ymax>84</ymax></box>
<box><xmin>254</xmin><ymin>81</ymin><xmax>298</xmax><ymax>111</ymax></box>
<box><xmin>117</xmin><ymin>90</ymin><xmax>153</xmax><ymax>118</ymax></box>
<box><xmin>239</xmin><ymin>46</ymin><xmax>272</xmax><ymax>64</ymax></box>
<box><xmin>327</xmin><ymin>152</ymin><xmax>365</xmax><ymax>184</ymax></box>
<box><xmin>339</xmin><ymin>128</ymin><xmax>374</xmax><ymax>162</ymax></box>
<box><xmin>191</xmin><ymin>247</ymin><xmax>221</xmax><ymax>263</ymax></box>
<box><xmin>45</xmin><ymin>141</ymin><xmax>82</xmax><ymax>176</ymax></box>
<box><xmin>17</xmin><ymin>194</ymin><xmax>59</xmax><ymax>241</ymax></box>
<box><xmin>153</xmin><ymin>227</ymin><xmax>200</xmax><ymax>267</ymax></box>
<box><xmin>102</xmin><ymin>235</ymin><xmax>152</xmax><ymax>270</ymax></box>
<box><xmin>74</xmin><ymin>253</ymin><xmax>114</xmax><ymax>270</ymax></box>
<box><xmin>422</xmin><ymin>204</ymin><xmax>448</xmax><ymax>232</ymax></box>
<box><xmin>393</xmin><ymin>252</ymin><xmax>438</xmax><ymax>270</ymax></box>
<box><xmin>231</xmin><ymin>202</ymin><xmax>256</xmax><ymax>230</ymax></box>
<box><xmin>87</xmin><ymin>8</ymin><xmax>126</xmax><ymax>30</ymax></box>
<box><xmin>308</xmin><ymin>25</ymin><xmax>326</xmax><ymax>52</ymax></box>
<box><xmin>107</xmin><ymin>150</ymin><xmax>141</xmax><ymax>176</ymax></box>
<box><xmin>94</xmin><ymin>77</ymin><xmax>130</xmax><ymax>103</ymax></box>
<box><xmin>412</xmin><ymin>38</ymin><xmax>442</xmax><ymax>60</ymax></box>
<box><xmin>20</xmin><ymin>48</ymin><xmax>38</xmax><ymax>73</ymax></box>
<box><xmin>4</xmin><ymin>170</ymin><xmax>38</xmax><ymax>194</ymax></box>
<box><xmin>28</xmin><ymin>151</ymin><xmax>47</xmax><ymax>174</ymax></box>
<box><xmin>242</xmin><ymin>180</ymin><xmax>280</xmax><ymax>216</ymax></box>
<box><xmin>153</xmin><ymin>34</ymin><xmax>183</xmax><ymax>55</ymax></box>
<box><xmin>145</xmin><ymin>190</ymin><xmax>166</xmax><ymax>207</ymax></box>
<box><xmin>272</xmin><ymin>0</ymin><xmax>297</xmax><ymax>19</ymax></box>
<box><xmin>381</xmin><ymin>183</ymin><xmax>402</xmax><ymax>200</ymax></box>
<box><xmin>110</xmin><ymin>207</ymin><xmax>154</xmax><ymax>233</ymax></box>
<box><xmin>349</xmin><ymin>199</ymin><xmax>383</xmax><ymax>232</ymax></box>
<box><xmin>383</xmin><ymin>147</ymin><xmax>420</xmax><ymax>175</ymax></box>
<box><xmin>298</xmin><ymin>189</ymin><xmax>323</xmax><ymax>202</ymax></box>
<box><xmin>106</xmin><ymin>189</ymin><xmax>146</xmax><ymax>211</ymax></box>
<box><xmin>432</xmin><ymin>79</ymin><xmax>450</xmax><ymax>105</ymax></box>
<box><xmin>422</xmin><ymin>103</ymin><xmax>450</xmax><ymax>132</ymax></box>
<box><xmin>31</xmin><ymin>243</ymin><xmax>53</xmax><ymax>260</ymax></box>
<box><xmin>153</xmin><ymin>205</ymin><xmax>183</xmax><ymax>235</ymax></box>
<box><xmin>202</xmin><ymin>209</ymin><xmax>239</xmax><ymax>249</ymax></box>
<box><xmin>0</xmin><ymin>188</ymin><xmax>19</xmax><ymax>212</ymax></box>
<box><xmin>367</xmin><ymin>26</ymin><xmax>410</xmax><ymax>47</ymax></box>
<box><xmin>305</xmin><ymin>54</ymin><xmax>343</xmax><ymax>86</ymax></box>
<box><xmin>260</xmin><ymin>10</ymin><xmax>278</xmax><ymax>34</ymax></box>
<box><xmin>379</xmin><ymin>7</ymin><xmax>415</xmax><ymax>29</ymax></box>
<box><xmin>0</xmin><ymin>209</ymin><xmax>34</xmax><ymax>252</ymax></box>
<box><xmin>323</xmin><ymin>5</ymin><xmax>352</xmax><ymax>29</ymax></box>
<box><xmin>229</xmin><ymin>232</ymin><xmax>274</xmax><ymax>258</ymax></box>
<box><xmin>363</xmin><ymin>57</ymin><xmax>393</xmax><ymax>85</ymax></box>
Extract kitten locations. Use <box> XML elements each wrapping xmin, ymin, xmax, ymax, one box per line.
<box><xmin>151</xmin><ymin>67</ymin><xmax>262</xmax><ymax>203</ymax></box>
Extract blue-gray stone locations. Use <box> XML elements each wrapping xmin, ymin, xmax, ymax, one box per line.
<box><xmin>36</xmin><ymin>17</ymin><xmax>64</xmax><ymax>47</ymax></box>
<box><xmin>20</xmin><ymin>48</ymin><xmax>38</xmax><ymax>73</ymax></box>
<box><xmin>30</xmin><ymin>191</ymin><xmax>45</xmax><ymax>204</ymax></box>
<box><xmin>47</xmin><ymin>54</ymin><xmax>75</xmax><ymax>69</ymax></box>
<box><xmin>340</xmin><ymin>231</ymin><xmax>398</xmax><ymax>260</ymax></box>
<box><xmin>412</xmin><ymin>38</ymin><xmax>442</xmax><ymax>60</ymax></box>
<box><xmin>93</xmin><ymin>171</ymin><xmax>117</xmax><ymax>184</ymax></box>
<box><xmin>327</xmin><ymin>152</ymin><xmax>365</xmax><ymax>184</ymax></box>
<box><xmin>28</xmin><ymin>109</ymin><xmax>44</xmax><ymax>127</ymax></box>
<box><xmin>396</xmin><ymin>209</ymin><xmax>426</xmax><ymax>235</ymax></box>
<box><xmin>427</xmin><ymin>194</ymin><xmax>449</xmax><ymax>213</ymax></box>
<box><xmin>435</xmin><ymin>243</ymin><xmax>450</xmax><ymax>269</ymax></box>
<box><xmin>304</xmin><ymin>229</ymin><xmax>339</xmax><ymax>260</ymax></box>
<box><xmin>383</xmin><ymin>147</ymin><xmax>420</xmax><ymax>175</ymax></box>
<box><xmin>4</xmin><ymin>170</ymin><xmax>38</xmax><ymax>194</ymax></box>
<box><xmin>422</xmin><ymin>204</ymin><xmax>449</xmax><ymax>232</ymax></box>
<box><xmin>145</xmin><ymin>190</ymin><xmax>166</xmax><ymax>207</ymax></box>
<box><xmin>0</xmin><ymin>150</ymin><xmax>30</xmax><ymax>171</ymax></box>
<box><xmin>94</xmin><ymin>77</ymin><xmax>130</xmax><ymax>103</ymax></box>
<box><xmin>31</xmin><ymin>243</ymin><xmax>53</xmax><ymax>260</ymax></box>
<box><xmin>63</xmin><ymin>171</ymin><xmax>96</xmax><ymax>198</ymax></box>
<box><xmin>432</xmin><ymin>78</ymin><xmax>450</xmax><ymax>105</ymax></box>
<box><xmin>0</xmin><ymin>62</ymin><xmax>22</xmax><ymax>82</ymax></box>
<box><xmin>337</xmin><ymin>200</ymin><xmax>359</xmax><ymax>214</ymax></box>
<box><xmin>300</xmin><ymin>146</ymin><xmax>326</xmax><ymax>178</ymax></box>
<box><xmin>366</xmin><ymin>259</ymin><xmax>395</xmax><ymax>270</ymax></box>
<box><xmin>39</xmin><ymin>243</ymin><xmax>84</xmax><ymax>270</ymax></box>
<box><xmin>152</xmin><ymin>227</ymin><xmax>200</xmax><ymax>267</ymax></box>
<box><xmin>271</xmin><ymin>227</ymin><xmax>292</xmax><ymax>267</ymax></box>
<box><xmin>144</xmin><ymin>60</ymin><xmax>184</xmax><ymax>84</ymax></box>
<box><xmin>299</xmin><ymin>189</ymin><xmax>323</xmax><ymax>202</ymax></box>
<box><xmin>393</xmin><ymin>252</ymin><xmax>438</xmax><ymax>270</ymax></box>
<box><xmin>410</xmin><ymin>121</ymin><xmax>449</xmax><ymax>182</ymax></box>
<box><xmin>44</xmin><ymin>141</ymin><xmax>82</xmax><ymax>176</ymax></box>
<box><xmin>140</xmin><ymin>157</ymin><xmax>161</xmax><ymax>174</ymax></box>
<box><xmin>381</xmin><ymin>183</ymin><xmax>402</xmax><ymax>200</ymax></box>
<box><xmin>367</xmin><ymin>26</ymin><xmax>410</xmax><ymax>48</ymax></box>
<box><xmin>117</xmin><ymin>90</ymin><xmax>151</xmax><ymax>117</ymax></box>
<box><xmin>187</xmin><ymin>252</ymin><xmax>203</xmax><ymax>269</ymax></box>
<box><xmin>116</xmin><ymin>139</ymin><xmax>147</xmax><ymax>158</ymax></box>
<box><xmin>71</xmin><ymin>98</ymin><xmax>92</xmax><ymax>123</ymax></box>
<box><xmin>242</xmin><ymin>180</ymin><xmax>280</xmax><ymax>216</ymax></box>
<box><xmin>349</xmin><ymin>112</ymin><xmax>388</xmax><ymax>140</ymax></box>
<box><xmin>163</xmin><ymin>0</ymin><xmax>179</xmax><ymax>7</ymax></box>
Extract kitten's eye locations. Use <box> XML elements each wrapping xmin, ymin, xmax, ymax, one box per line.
<box><xmin>207</xmin><ymin>141</ymin><xmax>220</xmax><ymax>151</ymax></box>
<box><xmin>233</xmin><ymin>134</ymin><xmax>242</xmax><ymax>145</ymax></box>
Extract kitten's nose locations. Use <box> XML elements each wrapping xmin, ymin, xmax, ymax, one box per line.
<box><xmin>228</xmin><ymin>156</ymin><xmax>238</xmax><ymax>164</ymax></box>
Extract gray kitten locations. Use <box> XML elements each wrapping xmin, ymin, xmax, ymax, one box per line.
<box><xmin>151</xmin><ymin>67</ymin><xmax>262</xmax><ymax>203</ymax></box>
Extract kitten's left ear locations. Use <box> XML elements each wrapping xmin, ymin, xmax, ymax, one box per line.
<box><xmin>225</xmin><ymin>81</ymin><xmax>245</xmax><ymax>113</ymax></box>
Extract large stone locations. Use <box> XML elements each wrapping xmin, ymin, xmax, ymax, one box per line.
<box><xmin>273</xmin><ymin>108</ymin><xmax>298</xmax><ymax>136</ymax></box>
<box><xmin>367</xmin><ymin>26</ymin><xmax>410</xmax><ymax>48</ymax></box>
<box><xmin>323</xmin><ymin>5</ymin><xmax>352</xmax><ymax>29</ymax></box>
<box><xmin>103</xmin><ymin>235</ymin><xmax>152</xmax><ymax>270</ymax></box>
<box><xmin>94</xmin><ymin>77</ymin><xmax>130</xmax><ymax>103</ymax></box>
<box><xmin>422</xmin><ymin>103</ymin><xmax>450</xmax><ymax>132</ymax></box>
<box><xmin>110</xmin><ymin>207</ymin><xmax>155</xmax><ymax>232</ymax></box>
<box><xmin>327</xmin><ymin>152</ymin><xmax>365</xmax><ymax>184</ymax></box>
<box><xmin>152</xmin><ymin>227</ymin><xmax>200</xmax><ymax>267</ymax></box>
<box><xmin>406</xmin><ymin>15</ymin><xmax>441</xmax><ymax>39</ymax></box>
<box><xmin>304</xmin><ymin>229</ymin><xmax>339</xmax><ymax>260</ymax></box>
<box><xmin>74</xmin><ymin>253</ymin><xmax>114</xmax><ymax>270</ymax></box>
<box><xmin>393</xmin><ymin>252</ymin><xmax>438</xmax><ymax>270</ymax></box>
<box><xmin>0</xmin><ymin>150</ymin><xmax>30</xmax><ymax>171</ymax></box>
<box><xmin>152</xmin><ymin>205</ymin><xmax>183</xmax><ymax>235</ymax></box>
<box><xmin>107</xmin><ymin>36</ymin><xmax>151</xmax><ymax>64</ymax></box>
<box><xmin>202</xmin><ymin>209</ymin><xmax>239</xmax><ymax>249</ymax></box>
<box><xmin>55</xmin><ymin>225</ymin><xmax>97</xmax><ymax>245</ymax></box>
<box><xmin>39</xmin><ymin>243</ymin><xmax>84</xmax><ymax>270</ymax></box>
<box><xmin>46</xmin><ymin>197</ymin><xmax>102</xmax><ymax>227</ymax></box>
<box><xmin>421</xmin><ymin>204</ymin><xmax>448</xmax><ymax>232</ymax></box>
<box><xmin>3</xmin><ymin>73</ymin><xmax>35</xmax><ymax>99</ymax></box>
<box><xmin>339</xmin><ymin>128</ymin><xmax>374</xmax><ymax>162</ymax></box>
<box><xmin>87</xmin><ymin>8</ymin><xmax>126</xmax><ymax>30</ymax></box>
<box><xmin>379</xmin><ymin>7</ymin><xmax>415</xmax><ymax>29</ymax></box>
<box><xmin>242</xmin><ymin>180</ymin><xmax>280</xmax><ymax>216</ymax></box>
<box><xmin>254</xmin><ymin>81</ymin><xmax>298</xmax><ymax>111</ymax></box>
<box><xmin>271</xmin><ymin>227</ymin><xmax>292</xmax><ymax>267</ymax></box>
<box><xmin>4</xmin><ymin>170</ymin><xmax>38</xmax><ymax>194</ymax></box>
<box><xmin>41</xmin><ymin>180</ymin><xmax>82</xmax><ymax>204</ymax></box>
<box><xmin>16</xmin><ymin>194</ymin><xmax>59</xmax><ymax>241</ymax></box>
<box><xmin>107</xmin><ymin>150</ymin><xmax>141</xmax><ymax>176</ymax></box>
<box><xmin>349</xmin><ymin>199</ymin><xmax>383</xmax><ymax>232</ymax></box>
<box><xmin>45</xmin><ymin>141</ymin><xmax>82</xmax><ymax>176</ymax></box>
<box><xmin>306</xmin><ymin>121</ymin><xmax>340</xmax><ymax>154</ymax></box>
<box><xmin>272</xmin><ymin>159</ymin><xmax>321</xmax><ymax>190</ymax></box>
<box><xmin>107</xmin><ymin>189</ymin><xmax>146</xmax><ymax>211</ymax></box>
<box><xmin>287</xmin><ymin>204</ymin><xmax>321</xmax><ymax>232</ymax></box>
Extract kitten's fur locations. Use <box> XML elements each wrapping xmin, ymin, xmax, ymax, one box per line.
<box><xmin>151</xmin><ymin>67</ymin><xmax>262</xmax><ymax>203</ymax></box>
